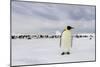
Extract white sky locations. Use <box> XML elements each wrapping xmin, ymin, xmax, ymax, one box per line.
<box><xmin>12</xmin><ymin>1</ymin><xmax>96</xmax><ymax>34</ymax></box>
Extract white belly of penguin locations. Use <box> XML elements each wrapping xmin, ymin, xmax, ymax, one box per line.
<box><xmin>61</xmin><ymin>31</ymin><xmax>72</xmax><ymax>49</ymax></box>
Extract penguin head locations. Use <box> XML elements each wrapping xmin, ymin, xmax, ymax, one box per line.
<box><xmin>67</xmin><ymin>26</ymin><xmax>74</xmax><ymax>30</ymax></box>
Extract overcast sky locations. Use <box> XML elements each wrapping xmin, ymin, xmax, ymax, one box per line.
<box><xmin>12</xmin><ymin>1</ymin><xmax>96</xmax><ymax>34</ymax></box>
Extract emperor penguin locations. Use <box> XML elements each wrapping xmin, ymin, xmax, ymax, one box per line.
<box><xmin>60</xmin><ymin>26</ymin><xmax>74</xmax><ymax>55</ymax></box>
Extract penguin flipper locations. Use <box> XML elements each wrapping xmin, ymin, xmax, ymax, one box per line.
<box><xmin>60</xmin><ymin>30</ymin><xmax>64</xmax><ymax>48</ymax></box>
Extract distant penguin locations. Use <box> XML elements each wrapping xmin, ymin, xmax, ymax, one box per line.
<box><xmin>60</xmin><ymin>26</ymin><xmax>74</xmax><ymax>55</ymax></box>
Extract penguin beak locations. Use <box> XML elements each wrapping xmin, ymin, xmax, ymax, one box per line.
<box><xmin>71</xmin><ymin>27</ymin><xmax>74</xmax><ymax>29</ymax></box>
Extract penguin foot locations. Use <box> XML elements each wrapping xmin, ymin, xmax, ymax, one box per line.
<box><xmin>66</xmin><ymin>52</ymin><xmax>70</xmax><ymax>55</ymax></box>
<box><xmin>61</xmin><ymin>52</ymin><xmax>65</xmax><ymax>55</ymax></box>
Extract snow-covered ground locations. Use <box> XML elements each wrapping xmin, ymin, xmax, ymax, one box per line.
<box><xmin>12</xmin><ymin>34</ymin><xmax>95</xmax><ymax>66</ymax></box>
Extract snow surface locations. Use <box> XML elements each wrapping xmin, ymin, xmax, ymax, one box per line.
<box><xmin>12</xmin><ymin>34</ymin><xmax>95</xmax><ymax>66</ymax></box>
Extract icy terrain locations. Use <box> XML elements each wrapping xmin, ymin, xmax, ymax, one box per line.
<box><xmin>12</xmin><ymin>34</ymin><xmax>95</xmax><ymax>66</ymax></box>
